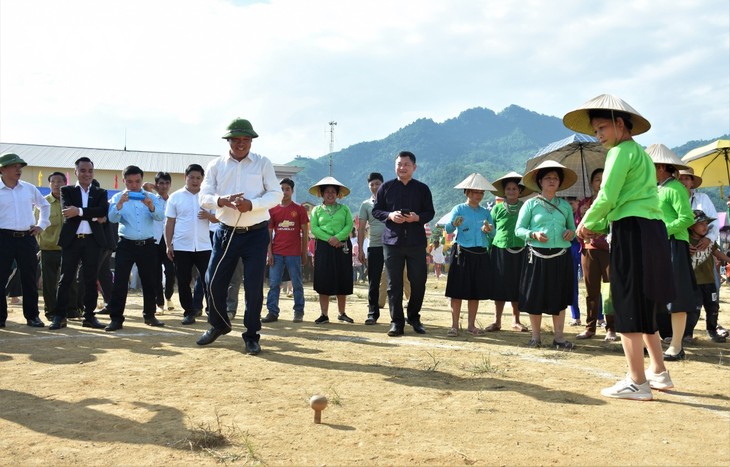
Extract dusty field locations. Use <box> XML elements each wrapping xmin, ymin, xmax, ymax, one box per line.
<box><xmin>1</xmin><ymin>276</ymin><xmax>729</xmax><ymax>466</ymax></box>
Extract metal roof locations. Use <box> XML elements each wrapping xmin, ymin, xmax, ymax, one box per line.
<box><xmin>0</xmin><ymin>142</ymin><xmax>301</xmax><ymax>174</ymax></box>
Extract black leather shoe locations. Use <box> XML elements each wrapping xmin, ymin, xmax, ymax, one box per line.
<box><xmin>244</xmin><ymin>339</ymin><xmax>261</xmax><ymax>355</ymax></box>
<box><xmin>411</xmin><ymin>321</ymin><xmax>426</xmax><ymax>334</ymax></box>
<box><xmin>663</xmin><ymin>349</ymin><xmax>686</xmax><ymax>361</ymax></box>
<box><xmin>144</xmin><ymin>317</ymin><xmax>165</xmax><ymax>327</ymax></box>
<box><xmin>181</xmin><ymin>315</ymin><xmax>196</xmax><ymax>325</ymax></box>
<box><xmin>364</xmin><ymin>316</ymin><xmax>376</xmax><ymax>325</ymax></box>
<box><xmin>261</xmin><ymin>313</ymin><xmax>278</xmax><ymax>323</ymax></box>
<box><xmin>26</xmin><ymin>317</ymin><xmax>45</xmax><ymax>328</ymax></box>
<box><xmin>82</xmin><ymin>317</ymin><xmax>106</xmax><ymax>329</ymax></box>
<box><xmin>387</xmin><ymin>323</ymin><xmax>404</xmax><ymax>337</ymax></box>
<box><xmin>49</xmin><ymin>316</ymin><xmax>67</xmax><ymax>330</ymax></box>
<box><xmin>196</xmin><ymin>327</ymin><xmax>230</xmax><ymax>346</ymax></box>
<box><xmin>105</xmin><ymin>320</ymin><xmax>123</xmax><ymax>332</ymax></box>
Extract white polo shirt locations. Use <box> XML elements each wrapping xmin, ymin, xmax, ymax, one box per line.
<box><xmin>165</xmin><ymin>187</ymin><xmax>212</xmax><ymax>252</ymax></box>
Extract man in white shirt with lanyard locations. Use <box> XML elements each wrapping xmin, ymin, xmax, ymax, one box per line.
<box><xmin>197</xmin><ymin>118</ymin><xmax>282</xmax><ymax>355</ymax></box>
<box><xmin>0</xmin><ymin>153</ymin><xmax>50</xmax><ymax>328</ymax></box>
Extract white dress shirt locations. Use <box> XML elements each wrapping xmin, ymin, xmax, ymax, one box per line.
<box><xmin>152</xmin><ymin>195</ymin><xmax>168</xmax><ymax>243</ymax></box>
<box><xmin>165</xmin><ymin>187</ymin><xmax>212</xmax><ymax>252</ymax></box>
<box><xmin>0</xmin><ymin>178</ymin><xmax>50</xmax><ymax>231</ymax></box>
<box><xmin>75</xmin><ymin>183</ymin><xmax>93</xmax><ymax>235</ymax></box>
<box><xmin>200</xmin><ymin>151</ymin><xmax>282</xmax><ymax>227</ymax></box>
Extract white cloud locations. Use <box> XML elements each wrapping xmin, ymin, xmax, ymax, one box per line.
<box><xmin>1</xmin><ymin>0</ymin><xmax>728</xmax><ymax>163</ymax></box>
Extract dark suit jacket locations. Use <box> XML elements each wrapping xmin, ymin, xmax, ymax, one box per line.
<box><xmin>58</xmin><ymin>185</ymin><xmax>110</xmax><ymax>248</ymax></box>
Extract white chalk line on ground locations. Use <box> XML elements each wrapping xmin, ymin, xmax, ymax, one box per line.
<box><xmin>1</xmin><ymin>327</ymin><xmax>728</xmax><ymax>419</ymax></box>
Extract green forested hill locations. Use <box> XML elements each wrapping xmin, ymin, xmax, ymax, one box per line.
<box><xmin>286</xmin><ymin>106</ymin><xmax>728</xmax><ymax>221</ymax></box>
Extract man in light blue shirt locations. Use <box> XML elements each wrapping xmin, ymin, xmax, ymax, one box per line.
<box><xmin>104</xmin><ymin>165</ymin><xmax>165</xmax><ymax>331</ymax></box>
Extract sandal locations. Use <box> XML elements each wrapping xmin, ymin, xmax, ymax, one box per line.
<box><xmin>604</xmin><ymin>331</ymin><xmax>618</xmax><ymax>342</ymax></box>
<box><xmin>512</xmin><ymin>323</ymin><xmax>529</xmax><ymax>332</ymax></box>
<box><xmin>484</xmin><ymin>323</ymin><xmax>501</xmax><ymax>332</ymax></box>
<box><xmin>576</xmin><ymin>331</ymin><xmax>595</xmax><ymax>340</ymax></box>
<box><xmin>446</xmin><ymin>327</ymin><xmax>459</xmax><ymax>337</ymax></box>
<box><xmin>527</xmin><ymin>338</ymin><xmax>542</xmax><ymax>348</ymax></box>
<box><xmin>466</xmin><ymin>328</ymin><xmax>485</xmax><ymax>336</ymax></box>
<box><xmin>553</xmin><ymin>340</ymin><xmax>575</xmax><ymax>350</ymax></box>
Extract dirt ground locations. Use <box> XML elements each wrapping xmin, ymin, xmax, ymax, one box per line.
<box><xmin>1</xmin><ymin>275</ymin><xmax>729</xmax><ymax>466</ymax></box>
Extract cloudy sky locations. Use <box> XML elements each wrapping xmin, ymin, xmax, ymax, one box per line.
<box><xmin>1</xmin><ymin>0</ymin><xmax>728</xmax><ymax>164</ymax></box>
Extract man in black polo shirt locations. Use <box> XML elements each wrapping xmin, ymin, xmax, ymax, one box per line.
<box><xmin>372</xmin><ymin>151</ymin><xmax>435</xmax><ymax>336</ymax></box>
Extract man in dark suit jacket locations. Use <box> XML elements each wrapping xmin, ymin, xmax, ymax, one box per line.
<box><xmin>50</xmin><ymin>157</ymin><xmax>109</xmax><ymax>330</ymax></box>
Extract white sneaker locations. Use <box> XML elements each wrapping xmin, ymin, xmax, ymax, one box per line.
<box><xmin>601</xmin><ymin>376</ymin><xmax>653</xmax><ymax>401</ymax></box>
<box><xmin>645</xmin><ymin>369</ymin><xmax>674</xmax><ymax>390</ymax></box>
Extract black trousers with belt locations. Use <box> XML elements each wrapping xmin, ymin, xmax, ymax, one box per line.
<box><xmin>56</xmin><ymin>235</ymin><xmax>101</xmax><ymax>320</ymax></box>
<box><xmin>0</xmin><ymin>230</ymin><xmax>41</xmax><ymax>323</ymax></box>
<box><xmin>108</xmin><ymin>238</ymin><xmax>158</xmax><ymax>322</ymax></box>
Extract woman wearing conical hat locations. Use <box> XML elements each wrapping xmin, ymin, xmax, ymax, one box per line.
<box><xmin>308</xmin><ymin>176</ymin><xmax>355</xmax><ymax>325</ymax></box>
<box><xmin>442</xmin><ymin>173</ymin><xmax>495</xmax><ymax>337</ymax></box>
<box><xmin>568</xmin><ymin>94</ymin><xmax>674</xmax><ymax>400</ymax></box>
<box><xmin>647</xmin><ymin>143</ymin><xmax>696</xmax><ymax>362</ymax></box>
<box><xmin>515</xmin><ymin>160</ymin><xmax>577</xmax><ymax>349</ymax></box>
<box><xmin>485</xmin><ymin>172</ymin><xmax>532</xmax><ymax>333</ymax></box>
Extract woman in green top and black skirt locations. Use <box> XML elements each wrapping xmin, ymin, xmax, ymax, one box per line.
<box><xmin>569</xmin><ymin>94</ymin><xmax>675</xmax><ymax>401</ymax></box>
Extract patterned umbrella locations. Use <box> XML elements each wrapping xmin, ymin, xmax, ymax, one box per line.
<box><xmin>524</xmin><ymin>134</ymin><xmax>607</xmax><ymax>198</ymax></box>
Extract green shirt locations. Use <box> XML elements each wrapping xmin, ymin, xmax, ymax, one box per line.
<box><xmin>491</xmin><ymin>201</ymin><xmax>526</xmax><ymax>249</ymax></box>
<box><xmin>515</xmin><ymin>196</ymin><xmax>575</xmax><ymax>249</ymax></box>
<box><xmin>658</xmin><ymin>177</ymin><xmax>693</xmax><ymax>242</ymax></box>
<box><xmin>310</xmin><ymin>203</ymin><xmax>353</xmax><ymax>242</ymax></box>
<box><xmin>358</xmin><ymin>197</ymin><xmax>385</xmax><ymax>248</ymax></box>
<box><xmin>582</xmin><ymin>140</ymin><xmax>662</xmax><ymax>234</ymax></box>
<box><xmin>36</xmin><ymin>193</ymin><xmax>62</xmax><ymax>251</ymax></box>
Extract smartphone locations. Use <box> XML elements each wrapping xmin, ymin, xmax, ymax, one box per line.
<box><xmin>400</xmin><ymin>209</ymin><xmax>411</xmax><ymax>215</ymax></box>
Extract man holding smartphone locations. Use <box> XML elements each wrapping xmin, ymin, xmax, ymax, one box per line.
<box><xmin>372</xmin><ymin>151</ymin><xmax>435</xmax><ymax>336</ymax></box>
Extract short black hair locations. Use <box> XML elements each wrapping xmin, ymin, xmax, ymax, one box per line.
<box><xmin>48</xmin><ymin>171</ymin><xmax>66</xmax><ymax>183</ymax></box>
<box><xmin>590</xmin><ymin>168</ymin><xmax>604</xmax><ymax>182</ymax></box>
<box><xmin>74</xmin><ymin>157</ymin><xmax>93</xmax><ymax>168</ymax></box>
<box><xmin>123</xmin><ymin>165</ymin><xmax>144</xmax><ymax>179</ymax></box>
<box><xmin>280</xmin><ymin>177</ymin><xmax>295</xmax><ymax>189</ymax></box>
<box><xmin>535</xmin><ymin>167</ymin><xmax>564</xmax><ymax>190</ymax></box>
<box><xmin>367</xmin><ymin>172</ymin><xmax>383</xmax><ymax>182</ymax></box>
<box><xmin>588</xmin><ymin>109</ymin><xmax>634</xmax><ymax>131</ymax></box>
<box><xmin>155</xmin><ymin>171</ymin><xmax>172</xmax><ymax>183</ymax></box>
<box><xmin>91</xmin><ymin>179</ymin><xmax>100</xmax><ymax>188</ymax></box>
<box><xmin>185</xmin><ymin>164</ymin><xmax>205</xmax><ymax>177</ymax></box>
<box><xmin>396</xmin><ymin>151</ymin><xmax>416</xmax><ymax>164</ymax></box>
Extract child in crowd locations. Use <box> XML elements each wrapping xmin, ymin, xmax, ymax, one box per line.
<box><xmin>687</xmin><ymin>210</ymin><xmax>730</xmax><ymax>343</ymax></box>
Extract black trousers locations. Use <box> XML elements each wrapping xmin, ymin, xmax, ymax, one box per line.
<box><xmin>383</xmin><ymin>244</ymin><xmax>427</xmax><ymax>327</ymax></box>
<box><xmin>56</xmin><ymin>236</ymin><xmax>101</xmax><ymax>320</ymax></box>
<box><xmin>0</xmin><ymin>233</ymin><xmax>41</xmax><ymax>323</ymax></box>
<box><xmin>155</xmin><ymin>238</ymin><xmax>176</xmax><ymax>306</ymax></box>
<box><xmin>108</xmin><ymin>239</ymin><xmax>158</xmax><ymax>322</ymax></box>
<box><xmin>40</xmin><ymin>249</ymin><xmax>78</xmax><ymax>317</ymax></box>
<box><xmin>366</xmin><ymin>246</ymin><xmax>385</xmax><ymax>318</ymax></box>
<box><xmin>172</xmin><ymin>250</ymin><xmax>211</xmax><ymax>316</ymax></box>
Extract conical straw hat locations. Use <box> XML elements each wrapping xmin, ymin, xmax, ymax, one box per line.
<box><xmin>521</xmin><ymin>160</ymin><xmax>578</xmax><ymax>193</ymax></box>
<box><xmin>454</xmin><ymin>173</ymin><xmax>496</xmax><ymax>191</ymax></box>
<box><xmin>563</xmin><ymin>94</ymin><xmax>651</xmax><ymax>136</ymax></box>
<box><xmin>490</xmin><ymin>171</ymin><xmax>534</xmax><ymax>198</ymax></box>
<box><xmin>646</xmin><ymin>144</ymin><xmax>689</xmax><ymax>171</ymax></box>
<box><xmin>308</xmin><ymin>176</ymin><xmax>351</xmax><ymax>198</ymax></box>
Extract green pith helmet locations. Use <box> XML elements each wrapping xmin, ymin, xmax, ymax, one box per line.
<box><xmin>222</xmin><ymin>118</ymin><xmax>259</xmax><ymax>139</ymax></box>
<box><xmin>0</xmin><ymin>153</ymin><xmax>28</xmax><ymax>168</ymax></box>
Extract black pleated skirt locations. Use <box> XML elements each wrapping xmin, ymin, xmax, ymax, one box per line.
<box><xmin>518</xmin><ymin>246</ymin><xmax>573</xmax><ymax>315</ymax></box>
<box><xmin>313</xmin><ymin>239</ymin><xmax>353</xmax><ymax>296</ymax></box>
<box><xmin>445</xmin><ymin>245</ymin><xmax>491</xmax><ymax>300</ymax></box>
<box><xmin>491</xmin><ymin>246</ymin><xmax>526</xmax><ymax>301</ymax></box>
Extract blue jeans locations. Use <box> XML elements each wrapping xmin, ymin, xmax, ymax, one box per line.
<box><xmin>266</xmin><ymin>254</ymin><xmax>304</xmax><ymax>317</ymax></box>
<box><xmin>207</xmin><ymin>225</ymin><xmax>268</xmax><ymax>339</ymax></box>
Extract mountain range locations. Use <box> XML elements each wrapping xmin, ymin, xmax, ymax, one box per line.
<box><xmin>286</xmin><ymin>105</ymin><xmax>729</xmax><ymax>221</ymax></box>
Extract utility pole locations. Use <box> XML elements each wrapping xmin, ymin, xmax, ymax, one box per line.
<box><xmin>328</xmin><ymin>121</ymin><xmax>337</xmax><ymax>176</ymax></box>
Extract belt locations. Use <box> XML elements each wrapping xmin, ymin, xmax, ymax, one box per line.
<box><xmin>76</xmin><ymin>233</ymin><xmax>93</xmax><ymax>239</ymax></box>
<box><xmin>120</xmin><ymin>237</ymin><xmax>155</xmax><ymax>246</ymax></box>
<box><xmin>0</xmin><ymin>229</ymin><xmax>31</xmax><ymax>238</ymax></box>
<box><xmin>221</xmin><ymin>221</ymin><xmax>268</xmax><ymax>234</ymax></box>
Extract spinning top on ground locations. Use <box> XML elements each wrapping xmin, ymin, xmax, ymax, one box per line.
<box><xmin>309</xmin><ymin>395</ymin><xmax>328</xmax><ymax>424</ymax></box>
